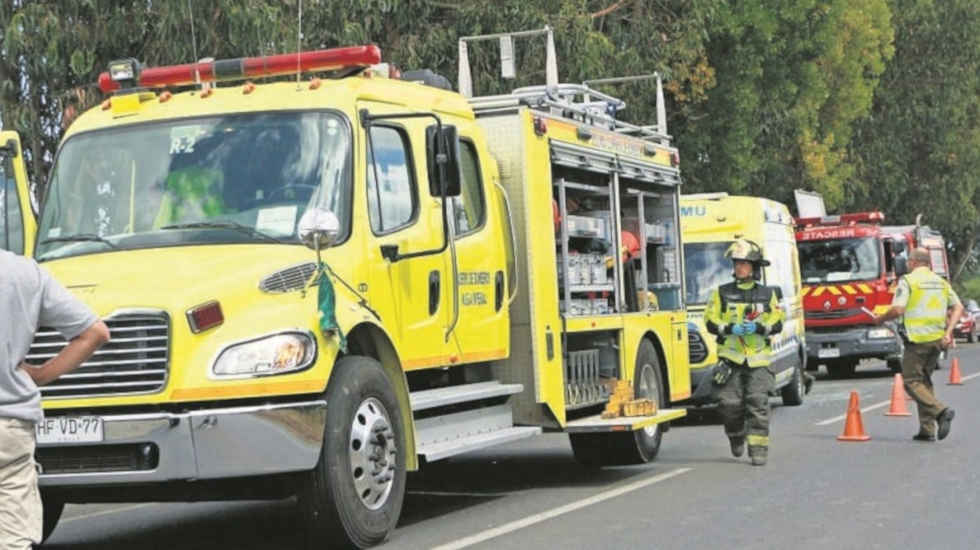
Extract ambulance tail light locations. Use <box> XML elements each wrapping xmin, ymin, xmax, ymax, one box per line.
<box><xmin>98</xmin><ymin>45</ymin><xmax>382</xmax><ymax>93</ymax></box>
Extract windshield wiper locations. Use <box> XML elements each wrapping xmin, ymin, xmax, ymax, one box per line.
<box><xmin>40</xmin><ymin>234</ymin><xmax>119</xmax><ymax>250</ymax></box>
<box><xmin>161</xmin><ymin>221</ymin><xmax>285</xmax><ymax>244</ymax></box>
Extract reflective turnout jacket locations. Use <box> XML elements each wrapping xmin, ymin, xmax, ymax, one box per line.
<box><xmin>893</xmin><ymin>266</ymin><xmax>961</xmax><ymax>344</ymax></box>
<box><xmin>705</xmin><ymin>280</ymin><xmax>784</xmax><ymax>367</ymax></box>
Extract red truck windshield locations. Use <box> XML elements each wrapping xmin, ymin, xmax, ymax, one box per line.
<box><xmin>798</xmin><ymin>237</ymin><xmax>881</xmax><ymax>284</ymax></box>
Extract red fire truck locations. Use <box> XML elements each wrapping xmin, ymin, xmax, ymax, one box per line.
<box><xmin>795</xmin><ymin>209</ymin><xmax>949</xmax><ymax>378</ymax></box>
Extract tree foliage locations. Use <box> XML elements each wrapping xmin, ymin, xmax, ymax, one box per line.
<box><xmin>2</xmin><ymin>0</ymin><xmax>979</xmax><ymax>280</ymax></box>
<box><xmin>850</xmin><ymin>0</ymin><xmax>980</xmax><ymax>279</ymax></box>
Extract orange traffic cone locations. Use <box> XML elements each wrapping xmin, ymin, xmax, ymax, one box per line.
<box><xmin>947</xmin><ymin>357</ymin><xmax>963</xmax><ymax>385</ymax></box>
<box><xmin>838</xmin><ymin>391</ymin><xmax>871</xmax><ymax>441</ymax></box>
<box><xmin>885</xmin><ymin>373</ymin><xmax>912</xmax><ymax>416</ymax></box>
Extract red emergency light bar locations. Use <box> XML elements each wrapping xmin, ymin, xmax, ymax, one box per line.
<box><xmin>98</xmin><ymin>45</ymin><xmax>382</xmax><ymax>93</ymax></box>
<box><xmin>795</xmin><ymin>211</ymin><xmax>884</xmax><ymax>228</ymax></box>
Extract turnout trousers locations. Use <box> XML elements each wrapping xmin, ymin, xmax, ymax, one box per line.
<box><xmin>716</xmin><ymin>361</ymin><xmax>774</xmax><ymax>457</ymax></box>
<box><xmin>902</xmin><ymin>341</ymin><xmax>947</xmax><ymax>437</ymax></box>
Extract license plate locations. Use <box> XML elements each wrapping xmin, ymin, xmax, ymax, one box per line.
<box><xmin>36</xmin><ymin>416</ymin><xmax>104</xmax><ymax>444</ymax></box>
<box><xmin>818</xmin><ymin>348</ymin><xmax>841</xmax><ymax>359</ymax></box>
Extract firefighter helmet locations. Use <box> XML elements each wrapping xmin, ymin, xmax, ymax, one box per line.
<box><xmin>725</xmin><ymin>239</ymin><xmax>770</xmax><ymax>266</ymax></box>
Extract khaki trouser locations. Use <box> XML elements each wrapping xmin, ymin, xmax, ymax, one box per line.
<box><xmin>716</xmin><ymin>361</ymin><xmax>774</xmax><ymax>454</ymax></box>
<box><xmin>903</xmin><ymin>341</ymin><xmax>947</xmax><ymax>436</ymax></box>
<box><xmin>0</xmin><ymin>418</ymin><xmax>41</xmax><ymax>549</ymax></box>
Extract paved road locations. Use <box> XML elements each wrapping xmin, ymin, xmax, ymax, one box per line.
<box><xmin>44</xmin><ymin>345</ymin><xmax>980</xmax><ymax>549</ymax></box>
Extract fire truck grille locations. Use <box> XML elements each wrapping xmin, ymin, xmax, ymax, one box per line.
<box><xmin>806</xmin><ymin>308</ymin><xmax>862</xmax><ymax>320</ymax></box>
<box><xmin>29</xmin><ymin>312</ymin><xmax>170</xmax><ymax>399</ymax></box>
<box><xmin>688</xmin><ymin>330</ymin><xmax>708</xmax><ymax>364</ymax></box>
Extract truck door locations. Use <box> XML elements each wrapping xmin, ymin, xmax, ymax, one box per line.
<box><xmin>0</xmin><ymin>131</ymin><xmax>35</xmax><ymax>255</ymax></box>
<box><xmin>360</xmin><ymin>113</ymin><xmax>452</xmax><ymax>368</ymax></box>
<box><xmin>445</xmin><ymin>134</ymin><xmax>510</xmax><ymax>364</ymax></box>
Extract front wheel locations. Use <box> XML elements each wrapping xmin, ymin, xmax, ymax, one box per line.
<box><xmin>780</xmin><ymin>363</ymin><xmax>805</xmax><ymax>406</ymax></box>
<box><xmin>298</xmin><ymin>356</ymin><xmax>406</xmax><ymax>549</ymax></box>
<box><xmin>887</xmin><ymin>358</ymin><xmax>902</xmax><ymax>374</ymax></box>
<box><xmin>570</xmin><ymin>340</ymin><xmax>665</xmax><ymax>467</ymax></box>
<box><xmin>40</xmin><ymin>491</ymin><xmax>64</xmax><ymax>543</ymax></box>
<box><xmin>826</xmin><ymin>359</ymin><xmax>857</xmax><ymax>379</ymax></box>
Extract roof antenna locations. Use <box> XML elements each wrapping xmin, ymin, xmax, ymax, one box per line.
<box><xmin>296</xmin><ymin>0</ymin><xmax>303</xmax><ymax>90</ymax></box>
<box><xmin>187</xmin><ymin>0</ymin><xmax>200</xmax><ymax>86</ymax></box>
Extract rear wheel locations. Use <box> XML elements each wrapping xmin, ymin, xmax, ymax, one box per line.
<box><xmin>40</xmin><ymin>492</ymin><xmax>64</xmax><ymax>543</ymax></box>
<box><xmin>570</xmin><ymin>340</ymin><xmax>665</xmax><ymax>467</ymax></box>
<box><xmin>826</xmin><ymin>359</ymin><xmax>857</xmax><ymax>379</ymax></box>
<box><xmin>298</xmin><ymin>356</ymin><xmax>406</xmax><ymax>549</ymax></box>
<box><xmin>780</xmin><ymin>363</ymin><xmax>805</xmax><ymax>406</ymax></box>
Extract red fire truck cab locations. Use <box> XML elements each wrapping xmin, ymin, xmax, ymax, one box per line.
<box><xmin>795</xmin><ymin>212</ymin><xmax>905</xmax><ymax>378</ymax></box>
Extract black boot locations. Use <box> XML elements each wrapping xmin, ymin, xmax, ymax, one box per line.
<box><xmin>729</xmin><ymin>437</ymin><xmax>745</xmax><ymax>458</ymax></box>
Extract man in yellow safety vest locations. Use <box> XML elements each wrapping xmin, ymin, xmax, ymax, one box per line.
<box><xmin>874</xmin><ymin>247</ymin><xmax>963</xmax><ymax>441</ymax></box>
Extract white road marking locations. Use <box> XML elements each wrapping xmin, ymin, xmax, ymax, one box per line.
<box><xmin>62</xmin><ymin>502</ymin><xmax>157</xmax><ymax>523</ymax></box>
<box><xmin>430</xmin><ymin>467</ymin><xmax>692</xmax><ymax>550</ymax></box>
<box><xmin>815</xmin><ymin>399</ymin><xmax>891</xmax><ymax>426</ymax></box>
<box><xmin>960</xmin><ymin>371</ymin><xmax>980</xmax><ymax>382</ymax></box>
<box><xmin>816</xmin><ymin>369</ymin><xmax>978</xmax><ymax>425</ymax></box>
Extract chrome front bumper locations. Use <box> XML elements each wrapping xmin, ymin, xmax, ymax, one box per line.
<box><xmin>38</xmin><ymin>400</ymin><xmax>327</xmax><ymax>487</ymax></box>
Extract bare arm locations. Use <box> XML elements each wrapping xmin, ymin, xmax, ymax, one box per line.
<box><xmin>20</xmin><ymin>321</ymin><xmax>110</xmax><ymax>386</ymax></box>
<box><xmin>943</xmin><ymin>303</ymin><xmax>965</xmax><ymax>348</ymax></box>
<box><xmin>874</xmin><ymin>305</ymin><xmax>906</xmax><ymax>325</ymax></box>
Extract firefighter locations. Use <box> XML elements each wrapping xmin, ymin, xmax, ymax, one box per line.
<box><xmin>873</xmin><ymin>247</ymin><xmax>962</xmax><ymax>441</ymax></box>
<box><xmin>704</xmin><ymin>239</ymin><xmax>785</xmax><ymax>466</ymax></box>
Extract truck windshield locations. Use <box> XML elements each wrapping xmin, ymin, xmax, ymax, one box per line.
<box><xmin>36</xmin><ymin>112</ymin><xmax>351</xmax><ymax>261</ymax></box>
<box><xmin>684</xmin><ymin>241</ymin><xmax>734</xmax><ymax>305</ymax></box>
<box><xmin>798</xmin><ymin>237</ymin><xmax>880</xmax><ymax>283</ymax></box>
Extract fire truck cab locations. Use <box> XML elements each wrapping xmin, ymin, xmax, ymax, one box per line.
<box><xmin>795</xmin><ymin>211</ymin><xmax>904</xmax><ymax>378</ymax></box>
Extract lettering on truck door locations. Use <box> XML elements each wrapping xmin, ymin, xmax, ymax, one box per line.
<box><xmin>361</xmin><ymin>114</ymin><xmax>451</xmax><ymax>369</ymax></box>
<box><xmin>447</xmin><ymin>136</ymin><xmax>509</xmax><ymax>364</ymax></box>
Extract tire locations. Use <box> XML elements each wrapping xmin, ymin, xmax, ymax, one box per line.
<box><xmin>887</xmin><ymin>358</ymin><xmax>902</xmax><ymax>374</ymax></box>
<box><xmin>569</xmin><ymin>340</ymin><xmax>666</xmax><ymax>467</ymax></box>
<box><xmin>970</xmin><ymin>328</ymin><xmax>977</xmax><ymax>343</ymax></box>
<box><xmin>780</xmin><ymin>363</ymin><xmax>805</xmax><ymax>406</ymax></box>
<box><xmin>40</xmin><ymin>492</ymin><xmax>64</xmax><ymax>543</ymax></box>
<box><xmin>826</xmin><ymin>359</ymin><xmax>857</xmax><ymax>379</ymax></box>
<box><xmin>298</xmin><ymin>356</ymin><xmax>406</xmax><ymax>549</ymax></box>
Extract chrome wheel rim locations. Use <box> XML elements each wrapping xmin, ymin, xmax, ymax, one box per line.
<box><xmin>349</xmin><ymin>397</ymin><xmax>397</xmax><ymax>510</ymax></box>
<box><xmin>636</xmin><ymin>363</ymin><xmax>660</xmax><ymax>437</ymax></box>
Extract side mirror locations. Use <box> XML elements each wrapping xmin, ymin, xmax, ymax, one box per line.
<box><xmin>426</xmin><ymin>124</ymin><xmax>462</xmax><ymax>197</ymax></box>
<box><xmin>298</xmin><ymin>208</ymin><xmax>340</xmax><ymax>251</ymax></box>
<box><xmin>895</xmin><ymin>257</ymin><xmax>908</xmax><ymax>277</ymax></box>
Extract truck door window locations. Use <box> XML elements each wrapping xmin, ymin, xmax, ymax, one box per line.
<box><xmin>452</xmin><ymin>140</ymin><xmax>485</xmax><ymax>236</ymax></box>
<box><xmin>367</xmin><ymin>126</ymin><xmax>417</xmax><ymax>234</ymax></box>
<box><xmin>0</xmin><ymin>154</ymin><xmax>24</xmax><ymax>254</ymax></box>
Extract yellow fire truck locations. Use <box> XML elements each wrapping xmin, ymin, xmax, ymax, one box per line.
<box><xmin>9</xmin><ymin>28</ymin><xmax>689</xmax><ymax>548</ymax></box>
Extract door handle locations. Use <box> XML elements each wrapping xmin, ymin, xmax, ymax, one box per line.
<box><xmin>494</xmin><ymin>271</ymin><xmax>505</xmax><ymax>312</ymax></box>
<box><xmin>428</xmin><ymin>271</ymin><xmax>440</xmax><ymax>316</ymax></box>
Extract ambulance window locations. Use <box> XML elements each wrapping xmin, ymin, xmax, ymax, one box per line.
<box><xmin>367</xmin><ymin>126</ymin><xmax>417</xmax><ymax>234</ymax></box>
<box><xmin>0</xmin><ymin>154</ymin><xmax>24</xmax><ymax>254</ymax></box>
<box><xmin>452</xmin><ymin>140</ymin><xmax>485</xmax><ymax>236</ymax></box>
